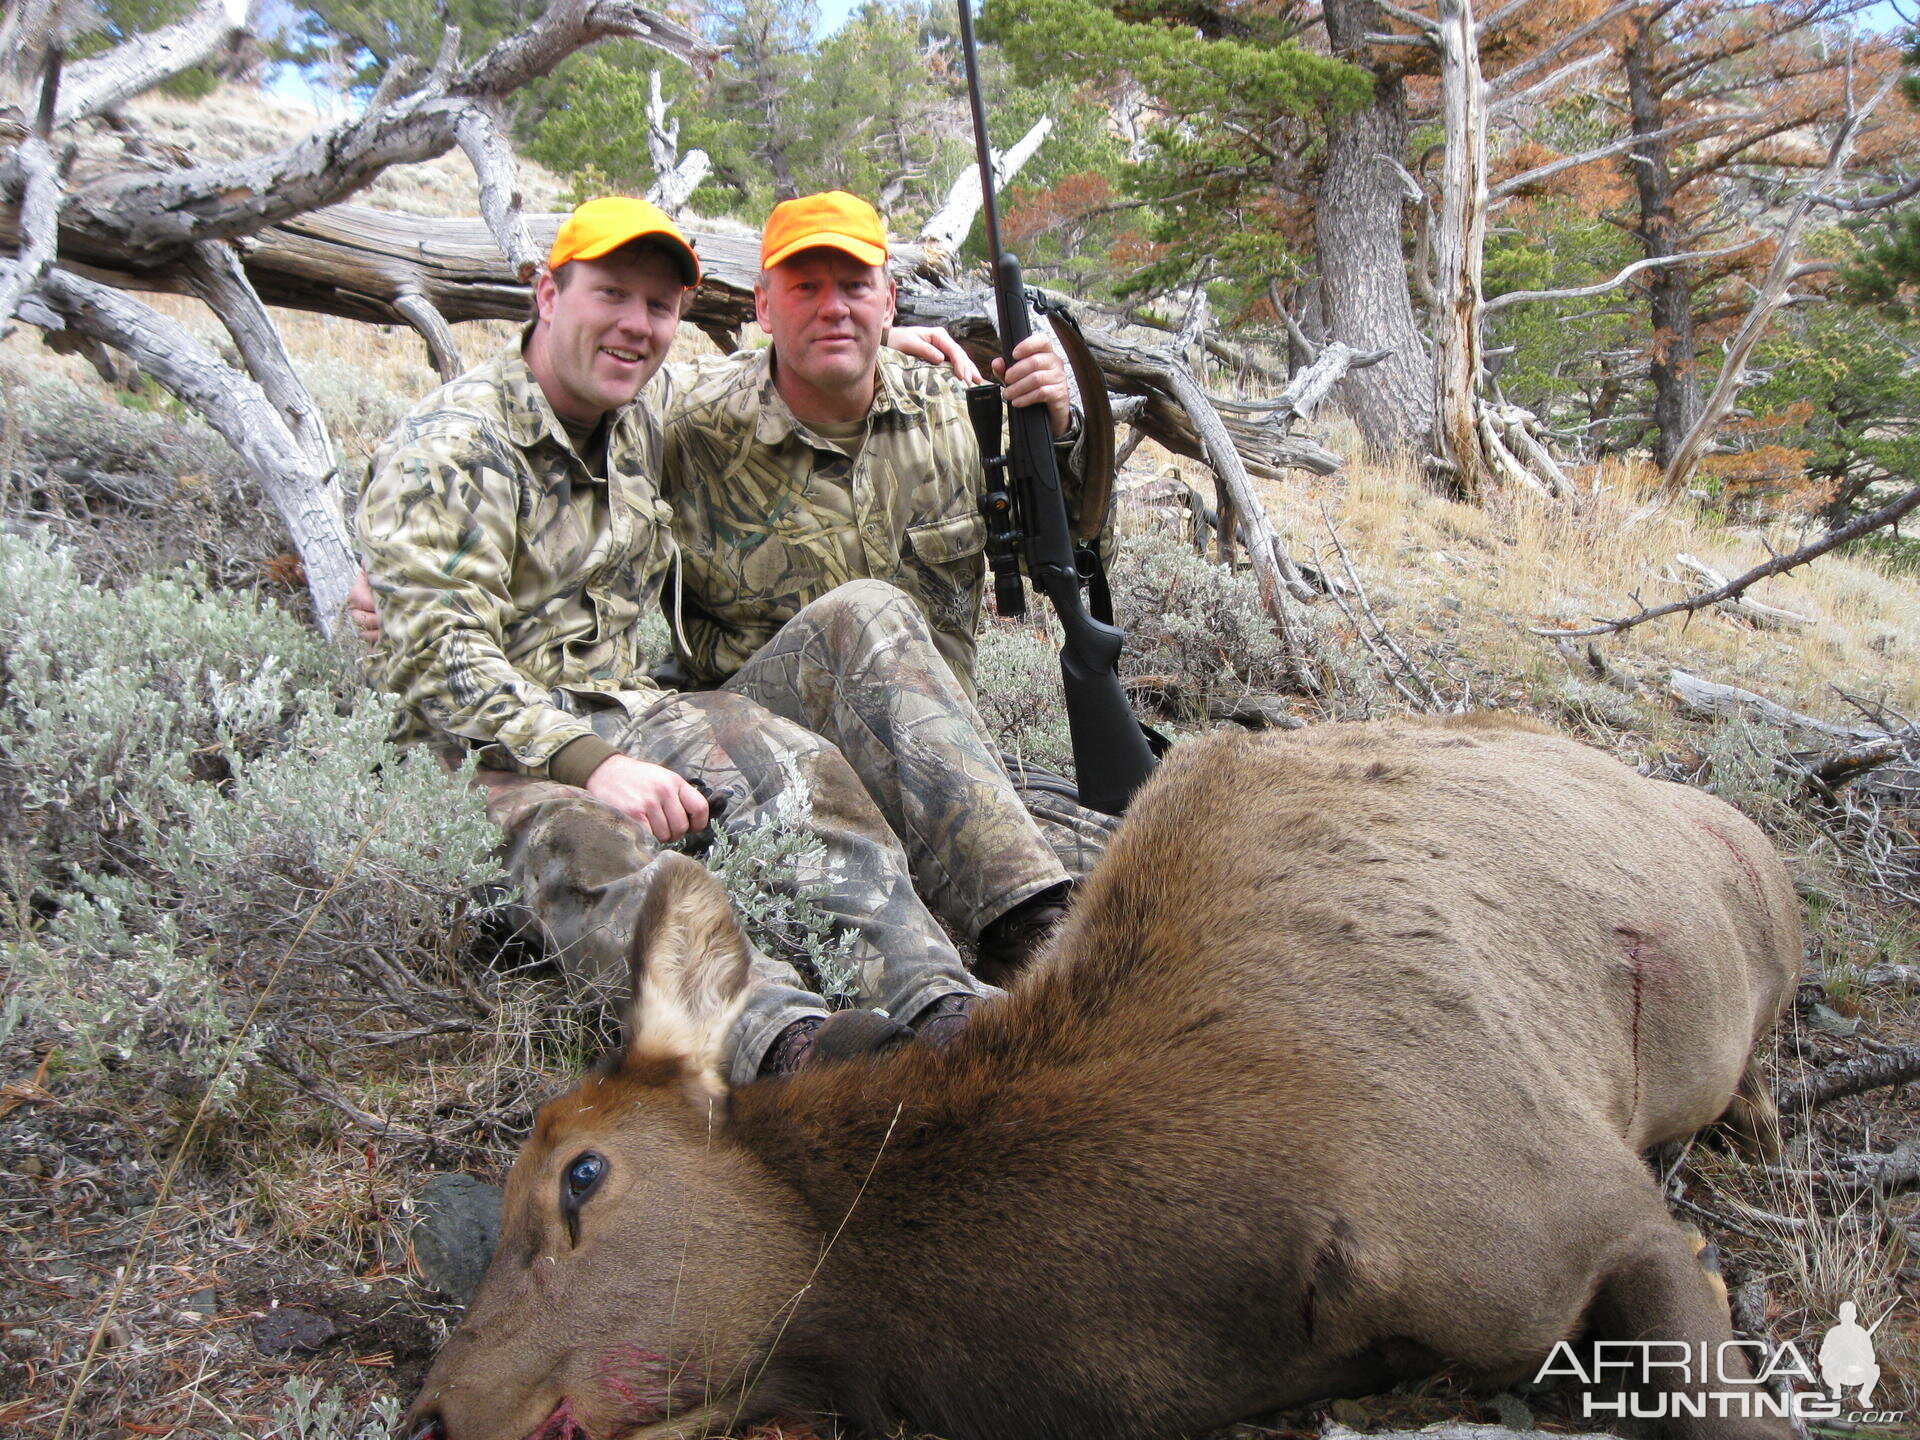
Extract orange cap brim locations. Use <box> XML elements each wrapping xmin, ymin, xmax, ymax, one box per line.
<box><xmin>762</xmin><ymin>232</ymin><xmax>889</xmax><ymax>272</ymax></box>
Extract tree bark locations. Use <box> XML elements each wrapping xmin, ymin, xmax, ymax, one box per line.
<box><xmin>1430</xmin><ymin>0</ymin><xmax>1489</xmax><ymax>493</ymax></box>
<box><xmin>1623</xmin><ymin>15</ymin><xmax>1703</xmax><ymax>472</ymax></box>
<box><xmin>1317</xmin><ymin>0</ymin><xmax>1435</xmax><ymax>459</ymax></box>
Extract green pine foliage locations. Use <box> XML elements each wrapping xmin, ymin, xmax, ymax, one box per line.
<box><xmin>984</xmin><ymin>0</ymin><xmax>1369</xmax><ymax>302</ymax></box>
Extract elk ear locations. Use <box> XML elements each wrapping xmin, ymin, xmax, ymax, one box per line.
<box><xmin>624</xmin><ymin>853</ymin><xmax>754</xmax><ymax>1095</ymax></box>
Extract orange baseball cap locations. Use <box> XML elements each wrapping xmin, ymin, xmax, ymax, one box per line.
<box><xmin>760</xmin><ymin>191</ymin><xmax>889</xmax><ymax>270</ymax></box>
<box><xmin>548</xmin><ymin>197</ymin><xmax>700</xmax><ymax>285</ymax></box>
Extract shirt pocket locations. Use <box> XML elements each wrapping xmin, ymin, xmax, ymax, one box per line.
<box><xmin>905</xmin><ymin>511</ymin><xmax>987</xmax><ymax>566</ymax></box>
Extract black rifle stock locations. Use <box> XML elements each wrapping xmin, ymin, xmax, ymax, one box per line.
<box><xmin>956</xmin><ymin>0</ymin><xmax>1157</xmax><ymax>816</ymax></box>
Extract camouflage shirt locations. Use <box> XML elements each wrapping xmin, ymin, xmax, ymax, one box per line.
<box><xmin>344</xmin><ymin>342</ymin><xmax>678</xmax><ymax>777</ymax></box>
<box><xmin>661</xmin><ymin>348</ymin><xmax>996</xmax><ymax>691</ymax></box>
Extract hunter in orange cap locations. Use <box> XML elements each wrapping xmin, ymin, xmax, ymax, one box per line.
<box><xmin>759</xmin><ymin>190</ymin><xmax>889</xmax><ymax>271</ymax></box>
<box><xmin>549</xmin><ymin>195</ymin><xmax>701</xmax><ymax>284</ymax></box>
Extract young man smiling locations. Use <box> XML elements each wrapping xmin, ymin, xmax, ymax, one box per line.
<box><xmin>348</xmin><ymin>197</ymin><xmax>1070</xmax><ymax>1078</ymax></box>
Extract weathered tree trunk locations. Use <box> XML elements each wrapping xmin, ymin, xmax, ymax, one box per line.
<box><xmin>1317</xmin><ymin>0</ymin><xmax>1434</xmax><ymax>459</ymax></box>
<box><xmin>1430</xmin><ymin>0</ymin><xmax>1489</xmax><ymax>493</ymax></box>
<box><xmin>1623</xmin><ymin>17</ymin><xmax>1701</xmax><ymax>472</ymax></box>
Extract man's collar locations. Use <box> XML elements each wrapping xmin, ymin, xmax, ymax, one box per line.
<box><xmin>496</xmin><ymin>327</ymin><xmax>629</xmax><ymax>454</ymax></box>
<box><xmin>750</xmin><ymin>347</ymin><xmax>927</xmax><ymax>447</ymax></box>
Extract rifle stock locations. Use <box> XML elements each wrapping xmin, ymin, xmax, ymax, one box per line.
<box><xmin>957</xmin><ymin>2</ymin><xmax>1156</xmax><ymax>816</ymax></box>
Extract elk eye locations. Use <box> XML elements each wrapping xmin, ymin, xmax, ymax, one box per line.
<box><xmin>561</xmin><ymin>1151</ymin><xmax>606</xmax><ymax>1247</ymax></box>
<box><xmin>565</xmin><ymin>1152</ymin><xmax>605</xmax><ymax>1201</ymax></box>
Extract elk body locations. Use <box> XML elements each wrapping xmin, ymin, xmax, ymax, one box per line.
<box><xmin>408</xmin><ymin>715</ymin><xmax>1799</xmax><ymax>1440</ymax></box>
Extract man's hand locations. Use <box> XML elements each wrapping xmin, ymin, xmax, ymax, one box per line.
<box><xmin>347</xmin><ymin>570</ymin><xmax>382</xmax><ymax>649</ymax></box>
<box><xmin>993</xmin><ymin>332</ymin><xmax>1073</xmax><ymax>438</ymax></box>
<box><xmin>586</xmin><ymin>753</ymin><xmax>711</xmax><ymax>841</ymax></box>
<box><xmin>886</xmin><ymin>325</ymin><xmax>985</xmax><ymax>385</ymax></box>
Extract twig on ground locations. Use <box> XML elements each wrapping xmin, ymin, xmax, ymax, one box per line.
<box><xmin>1531</xmin><ymin>483</ymin><xmax>1920</xmax><ymax>639</ymax></box>
<box><xmin>264</xmin><ymin>1044</ymin><xmax>436</xmax><ymax>1144</ymax></box>
<box><xmin>1319</xmin><ymin>506</ymin><xmax>1445</xmax><ymax>713</ymax></box>
<box><xmin>1777</xmin><ymin>1043</ymin><xmax>1920</xmax><ymax>1117</ymax></box>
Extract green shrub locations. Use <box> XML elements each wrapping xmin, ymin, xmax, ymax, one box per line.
<box><xmin>974</xmin><ymin>616</ymin><xmax>1075</xmax><ymax>775</ymax></box>
<box><xmin>697</xmin><ymin>791</ymin><xmax>860</xmax><ymax>1007</ymax></box>
<box><xmin>0</xmin><ymin>533</ymin><xmax>502</xmax><ymax>1102</ymax></box>
<box><xmin>1112</xmin><ymin>528</ymin><xmax>1304</xmax><ymax>719</ymax></box>
<box><xmin>222</xmin><ymin>1378</ymin><xmax>400</xmax><ymax>1440</ymax></box>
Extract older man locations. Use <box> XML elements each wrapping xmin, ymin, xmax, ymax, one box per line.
<box><xmin>347</xmin><ymin>198</ymin><xmax>1076</xmax><ymax>1081</ymax></box>
<box><xmin>655</xmin><ymin>192</ymin><xmax>1115</xmax><ymax>959</ymax></box>
<box><xmin>659</xmin><ymin>190</ymin><xmax>1084</xmax><ymax>694</ymax></box>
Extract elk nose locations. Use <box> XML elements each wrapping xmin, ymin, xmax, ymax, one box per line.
<box><xmin>400</xmin><ymin>1411</ymin><xmax>448</xmax><ymax>1440</ymax></box>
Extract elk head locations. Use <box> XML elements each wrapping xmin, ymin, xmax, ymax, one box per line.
<box><xmin>404</xmin><ymin>855</ymin><xmax>816</xmax><ymax>1440</ymax></box>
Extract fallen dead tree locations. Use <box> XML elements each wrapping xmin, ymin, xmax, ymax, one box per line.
<box><xmin>1777</xmin><ymin>1043</ymin><xmax>1920</xmax><ymax>1117</ymax></box>
<box><xmin>1</xmin><ymin>0</ymin><xmax>718</xmax><ymax>635</ymax></box>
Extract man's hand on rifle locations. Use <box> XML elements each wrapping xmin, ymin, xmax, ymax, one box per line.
<box><xmin>993</xmin><ymin>332</ymin><xmax>1073</xmax><ymax>439</ymax></box>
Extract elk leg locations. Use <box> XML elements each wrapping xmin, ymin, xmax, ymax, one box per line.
<box><xmin>1587</xmin><ymin>1216</ymin><xmax>1793</xmax><ymax>1440</ymax></box>
<box><xmin>1712</xmin><ymin>1051</ymin><xmax>1782</xmax><ymax>1160</ymax></box>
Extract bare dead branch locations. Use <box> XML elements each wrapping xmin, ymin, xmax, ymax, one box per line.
<box><xmin>1372</xmin><ymin>0</ymin><xmax>1442</xmax><ymax>37</ymax></box>
<box><xmin>392</xmin><ymin>285</ymin><xmax>465</xmax><ymax>380</ymax></box>
<box><xmin>53</xmin><ymin>0</ymin><xmax>248</xmax><ymax>127</ymax></box>
<box><xmin>1530</xmin><ymin>483</ymin><xmax>1920</xmax><ymax>639</ymax></box>
<box><xmin>1812</xmin><ymin>172</ymin><xmax>1920</xmax><ymax>213</ymax></box>
<box><xmin>1799</xmin><ymin>736</ymin><xmax>1910</xmax><ymax>789</ymax></box>
<box><xmin>1486</xmin><ymin>241</ymin><xmax>1761</xmax><ymax>313</ymax></box>
<box><xmin>1490</xmin><ymin>49</ymin><xmax>1608</xmax><ymax>119</ymax></box>
<box><xmin>917</xmin><ymin>114</ymin><xmax>1053</xmax><ymax>269</ymax></box>
<box><xmin>1492</xmin><ymin>114</ymin><xmax>1759</xmax><ymax>203</ymax></box>
<box><xmin>59</xmin><ymin>0</ymin><xmax>718</xmax><ymax>262</ymax></box>
<box><xmin>1666</xmin><ymin>552</ymin><xmax>1816</xmax><ymax>628</ymax></box>
<box><xmin>1664</xmin><ymin>71</ymin><xmax>1901</xmax><ymax>491</ymax></box>
<box><xmin>265</xmin><ymin>1045</ymin><xmax>436</xmax><ymax>1145</ymax></box>
<box><xmin>1665</xmin><ymin>670</ymin><xmax>1890</xmax><ymax>741</ymax></box>
<box><xmin>1778</xmin><ymin>1044</ymin><xmax>1920</xmax><ymax>1117</ymax></box>
<box><xmin>1484</xmin><ymin>0</ymin><xmax>1637</xmax><ymax>99</ymax></box>
<box><xmin>1834</xmin><ymin>1148</ymin><xmax>1920</xmax><ymax>1192</ymax></box>
<box><xmin>1157</xmin><ymin>355</ymin><xmax>1320</xmax><ymax>609</ymax></box>
<box><xmin>0</xmin><ymin>133</ymin><xmax>61</xmax><ymax>337</ymax></box>
<box><xmin>1320</xmin><ymin>505</ymin><xmax>1445</xmax><ymax>712</ymax></box>
<box><xmin>19</xmin><ymin>263</ymin><xmax>358</xmax><ymax>634</ymax></box>
<box><xmin>182</xmin><ymin>239</ymin><xmax>337</xmax><ymax>476</ymax></box>
<box><xmin>1277</xmin><ymin>342</ymin><xmax>1389</xmax><ymax>422</ymax></box>
<box><xmin>454</xmin><ymin>104</ymin><xmax>539</xmax><ymax>281</ymax></box>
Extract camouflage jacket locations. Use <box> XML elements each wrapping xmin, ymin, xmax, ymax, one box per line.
<box><xmin>344</xmin><ymin>342</ymin><xmax>678</xmax><ymax>777</ymax></box>
<box><xmin>661</xmin><ymin>348</ymin><xmax>1087</xmax><ymax>693</ymax></box>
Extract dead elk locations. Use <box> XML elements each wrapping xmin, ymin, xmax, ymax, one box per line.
<box><xmin>407</xmin><ymin>715</ymin><xmax>1800</xmax><ymax>1440</ymax></box>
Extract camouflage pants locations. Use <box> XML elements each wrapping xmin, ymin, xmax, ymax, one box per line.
<box><xmin>486</xmin><ymin>580</ymin><xmax>1100</xmax><ymax>1085</ymax></box>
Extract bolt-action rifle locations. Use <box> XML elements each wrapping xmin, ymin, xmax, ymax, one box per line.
<box><xmin>955</xmin><ymin>0</ymin><xmax>1159</xmax><ymax>816</ymax></box>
